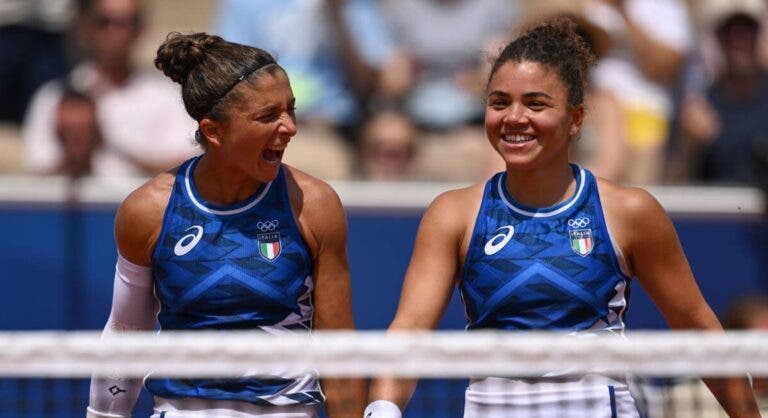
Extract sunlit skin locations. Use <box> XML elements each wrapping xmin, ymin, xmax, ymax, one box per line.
<box><xmin>485</xmin><ymin>61</ymin><xmax>584</xmax><ymax>207</ymax></box>
<box><xmin>196</xmin><ymin>69</ymin><xmax>297</xmax><ymax>206</ymax></box>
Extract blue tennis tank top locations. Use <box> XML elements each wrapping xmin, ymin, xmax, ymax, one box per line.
<box><xmin>145</xmin><ymin>157</ymin><xmax>324</xmax><ymax>406</ymax></box>
<box><xmin>460</xmin><ymin>165</ymin><xmax>631</xmax><ymax>333</ymax></box>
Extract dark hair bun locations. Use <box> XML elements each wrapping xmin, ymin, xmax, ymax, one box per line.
<box><xmin>154</xmin><ymin>32</ymin><xmax>224</xmax><ymax>84</ymax></box>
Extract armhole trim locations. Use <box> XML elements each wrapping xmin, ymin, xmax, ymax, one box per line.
<box><xmin>604</xmin><ymin>221</ymin><xmax>633</xmax><ymax>278</ymax></box>
<box><xmin>459</xmin><ymin>179</ymin><xmax>495</xmax><ymax>286</ymax></box>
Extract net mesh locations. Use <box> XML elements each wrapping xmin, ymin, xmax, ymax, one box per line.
<box><xmin>1</xmin><ymin>330</ymin><xmax>766</xmax><ymax>417</ymax></box>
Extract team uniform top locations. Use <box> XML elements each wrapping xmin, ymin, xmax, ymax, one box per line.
<box><xmin>460</xmin><ymin>164</ymin><xmax>631</xmax><ymax>334</ymax></box>
<box><xmin>145</xmin><ymin>156</ymin><xmax>324</xmax><ymax>406</ymax></box>
<box><xmin>459</xmin><ymin>165</ymin><xmax>640</xmax><ymax>417</ymax></box>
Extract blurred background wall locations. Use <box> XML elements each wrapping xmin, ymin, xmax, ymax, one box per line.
<box><xmin>0</xmin><ymin>179</ymin><xmax>764</xmax><ymax>332</ymax></box>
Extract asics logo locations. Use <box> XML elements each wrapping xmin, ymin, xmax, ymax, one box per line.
<box><xmin>568</xmin><ymin>218</ymin><xmax>590</xmax><ymax>229</ymax></box>
<box><xmin>257</xmin><ymin>220</ymin><xmax>279</xmax><ymax>232</ymax></box>
<box><xmin>484</xmin><ymin>225</ymin><xmax>515</xmax><ymax>256</ymax></box>
<box><xmin>173</xmin><ymin>225</ymin><xmax>204</xmax><ymax>256</ymax></box>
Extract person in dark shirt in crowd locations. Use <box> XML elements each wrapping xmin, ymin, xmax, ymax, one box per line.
<box><xmin>680</xmin><ymin>0</ymin><xmax>768</xmax><ymax>190</ymax></box>
<box><xmin>50</xmin><ymin>86</ymin><xmax>102</xmax><ymax>178</ymax></box>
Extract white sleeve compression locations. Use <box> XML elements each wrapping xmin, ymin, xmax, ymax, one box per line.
<box><xmin>87</xmin><ymin>255</ymin><xmax>158</xmax><ymax>418</ymax></box>
<box><xmin>363</xmin><ymin>400</ymin><xmax>402</xmax><ymax>418</ymax></box>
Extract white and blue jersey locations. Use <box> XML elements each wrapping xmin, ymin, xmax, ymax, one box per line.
<box><xmin>146</xmin><ymin>157</ymin><xmax>324</xmax><ymax>407</ymax></box>
<box><xmin>460</xmin><ymin>165</ymin><xmax>630</xmax><ymax>334</ymax></box>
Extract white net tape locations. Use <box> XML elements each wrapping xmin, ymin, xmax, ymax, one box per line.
<box><xmin>2</xmin><ymin>330</ymin><xmax>767</xmax><ymax>378</ymax></box>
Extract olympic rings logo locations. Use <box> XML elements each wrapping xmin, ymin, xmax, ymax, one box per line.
<box><xmin>567</xmin><ymin>218</ymin><xmax>590</xmax><ymax>228</ymax></box>
<box><xmin>257</xmin><ymin>220</ymin><xmax>279</xmax><ymax>232</ymax></box>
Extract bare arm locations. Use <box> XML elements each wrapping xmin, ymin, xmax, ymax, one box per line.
<box><xmin>289</xmin><ymin>169</ymin><xmax>366</xmax><ymax>418</ymax></box>
<box><xmin>606</xmin><ymin>185</ymin><xmax>760</xmax><ymax>417</ymax></box>
<box><xmin>609</xmin><ymin>0</ymin><xmax>686</xmax><ymax>86</ymax></box>
<box><xmin>368</xmin><ymin>190</ymin><xmax>471</xmax><ymax>413</ymax></box>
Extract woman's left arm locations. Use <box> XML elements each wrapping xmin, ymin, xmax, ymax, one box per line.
<box><xmin>294</xmin><ymin>175</ymin><xmax>366</xmax><ymax>418</ymax></box>
<box><xmin>620</xmin><ymin>189</ymin><xmax>716</xmax><ymax>329</ymax></box>
<box><xmin>613</xmin><ymin>187</ymin><xmax>760</xmax><ymax>417</ymax></box>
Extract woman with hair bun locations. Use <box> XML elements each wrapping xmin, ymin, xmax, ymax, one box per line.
<box><xmin>364</xmin><ymin>18</ymin><xmax>759</xmax><ymax>418</ymax></box>
<box><xmin>86</xmin><ymin>32</ymin><xmax>364</xmax><ymax>418</ymax></box>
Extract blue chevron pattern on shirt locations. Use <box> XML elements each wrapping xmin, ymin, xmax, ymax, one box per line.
<box><xmin>460</xmin><ymin>165</ymin><xmax>631</xmax><ymax>334</ymax></box>
<box><xmin>145</xmin><ymin>157</ymin><xmax>323</xmax><ymax>405</ymax></box>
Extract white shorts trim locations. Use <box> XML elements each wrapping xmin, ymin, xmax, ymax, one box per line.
<box><xmin>151</xmin><ymin>397</ymin><xmax>319</xmax><ymax>418</ymax></box>
<box><xmin>464</xmin><ymin>375</ymin><xmax>639</xmax><ymax>418</ymax></box>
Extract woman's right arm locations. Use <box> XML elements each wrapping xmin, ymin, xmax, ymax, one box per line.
<box><xmin>86</xmin><ymin>178</ymin><xmax>170</xmax><ymax>418</ymax></box>
<box><xmin>366</xmin><ymin>189</ymin><xmax>473</xmax><ymax>417</ymax></box>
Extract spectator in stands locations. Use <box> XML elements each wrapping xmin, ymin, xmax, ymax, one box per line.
<box><xmin>525</xmin><ymin>2</ymin><xmax>629</xmax><ymax>182</ymax></box>
<box><xmin>22</xmin><ymin>0</ymin><xmax>198</xmax><ymax>178</ymax></box>
<box><xmin>357</xmin><ymin>109</ymin><xmax>418</xmax><ymax>181</ymax></box>
<box><xmin>0</xmin><ymin>0</ymin><xmax>73</xmax><ymax>125</ymax></box>
<box><xmin>584</xmin><ymin>0</ymin><xmax>693</xmax><ymax>185</ymax></box>
<box><xmin>214</xmin><ymin>0</ymin><xmax>395</xmax><ymax>180</ymax></box>
<box><xmin>0</xmin><ymin>0</ymin><xmax>74</xmax><ymax>174</ymax></box>
<box><xmin>49</xmin><ymin>86</ymin><xmax>101</xmax><ymax>178</ymax></box>
<box><xmin>678</xmin><ymin>0</ymin><xmax>768</xmax><ymax>190</ymax></box>
<box><xmin>377</xmin><ymin>0</ymin><xmax>520</xmax><ymax>182</ymax></box>
<box><xmin>379</xmin><ymin>0</ymin><xmax>519</xmax><ymax>132</ymax></box>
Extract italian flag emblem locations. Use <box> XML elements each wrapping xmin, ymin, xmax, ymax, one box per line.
<box><xmin>569</xmin><ymin>229</ymin><xmax>594</xmax><ymax>257</ymax></box>
<box><xmin>257</xmin><ymin>232</ymin><xmax>281</xmax><ymax>261</ymax></box>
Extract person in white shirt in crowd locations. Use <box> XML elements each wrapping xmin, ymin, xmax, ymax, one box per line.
<box><xmin>582</xmin><ymin>0</ymin><xmax>693</xmax><ymax>185</ymax></box>
<box><xmin>377</xmin><ymin>0</ymin><xmax>521</xmax><ymax>182</ymax></box>
<box><xmin>23</xmin><ymin>0</ymin><xmax>198</xmax><ymax>177</ymax></box>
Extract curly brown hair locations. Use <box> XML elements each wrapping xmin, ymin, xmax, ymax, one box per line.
<box><xmin>488</xmin><ymin>17</ymin><xmax>596</xmax><ymax>107</ymax></box>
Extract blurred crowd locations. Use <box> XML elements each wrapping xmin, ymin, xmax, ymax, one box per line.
<box><xmin>1</xmin><ymin>0</ymin><xmax>768</xmax><ymax>189</ymax></box>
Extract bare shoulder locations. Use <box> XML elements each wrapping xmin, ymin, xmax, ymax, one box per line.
<box><xmin>283</xmin><ymin>165</ymin><xmax>343</xmax><ymax>230</ymax></box>
<box><xmin>597</xmin><ymin>178</ymin><xmax>665</xmax><ymax>222</ymax></box>
<box><xmin>427</xmin><ymin>182</ymin><xmax>485</xmax><ymax>221</ymax></box>
<box><xmin>283</xmin><ymin>165</ymin><xmax>345</xmax><ymax>254</ymax></box>
<box><xmin>597</xmin><ymin>178</ymin><xmax>670</xmax><ymax>251</ymax></box>
<box><xmin>421</xmin><ymin>182</ymin><xmax>485</xmax><ymax>248</ymax></box>
<box><xmin>283</xmin><ymin>165</ymin><xmax>341</xmax><ymax>210</ymax></box>
<box><xmin>115</xmin><ymin>170</ymin><xmax>177</xmax><ymax>265</ymax></box>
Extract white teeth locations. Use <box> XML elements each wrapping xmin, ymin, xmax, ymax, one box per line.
<box><xmin>502</xmin><ymin>134</ymin><xmax>534</xmax><ymax>143</ymax></box>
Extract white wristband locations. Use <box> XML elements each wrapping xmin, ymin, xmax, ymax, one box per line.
<box><xmin>363</xmin><ymin>400</ymin><xmax>402</xmax><ymax>418</ymax></box>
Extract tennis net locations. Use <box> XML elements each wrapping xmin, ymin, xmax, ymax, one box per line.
<box><xmin>1</xmin><ymin>330</ymin><xmax>766</xmax><ymax>417</ymax></box>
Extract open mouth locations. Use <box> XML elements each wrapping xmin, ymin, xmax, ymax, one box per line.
<box><xmin>262</xmin><ymin>149</ymin><xmax>284</xmax><ymax>163</ymax></box>
<box><xmin>501</xmin><ymin>134</ymin><xmax>536</xmax><ymax>144</ymax></box>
